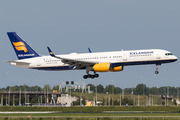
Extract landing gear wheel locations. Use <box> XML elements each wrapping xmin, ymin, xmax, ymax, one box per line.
<box><xmin>83</xmin><ymin>73</ymin><xmax>100</xmax><ymax>79</ymax></box>
<box><xmin>155</xmin><ymin>71</ymin><xmax>159</xmax><ymax>74</ymax></box>
<box><xmin>91</xmin><ymin>75</ymin><xmax>95</xmax><ymax>79</ymax></box>
<box><xmin>83</xmin><ymin>75</ymin><xmax>87</xmax><ymax>79</ymax></box>
<box><xmin>95</xmin><ymin>74</ymin><xmax>99</xmax><ymax>78</ymax></box>
<box><xmin>87</xmin><ymin>74</ymin><xmax>91</xmax><ymax>78</ymax></box>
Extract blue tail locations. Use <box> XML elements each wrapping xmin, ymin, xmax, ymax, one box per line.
<box><xmin>7</xmin><ymin>32</ymin><xmax>40</xmax><ymax>60</ymax></box>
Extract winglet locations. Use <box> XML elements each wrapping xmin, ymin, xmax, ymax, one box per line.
<box><xmin>47</xmin><ymin>47</ymin><xmax>55</xmax><ymax>57</ymax></box>
<box><xmin>88</xmin><ymin>47</ymin><xmax>92</xmax><ymax>53</ymax></box>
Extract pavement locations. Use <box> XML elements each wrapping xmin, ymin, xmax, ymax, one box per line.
<box><xmin>1</xmin><ymin>111</ymin><xmax>180</xmax><ymax>114</ymax></box>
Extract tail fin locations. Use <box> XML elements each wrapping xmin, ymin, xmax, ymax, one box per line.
<box><xmin>7</xmin><ymin>32</ymin><xmax>40</xmax><ymax>60</ymax></box>
<box><xmin>88</xmin><ymin>47</ymin><xmax>93</xmax><ymax>53</ymax></box>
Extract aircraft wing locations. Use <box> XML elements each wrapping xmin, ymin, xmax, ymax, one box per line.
<box><xmin>47</xmin><ymin>47</ymin><xmax>98</xmax><ymax>69</ymax></box>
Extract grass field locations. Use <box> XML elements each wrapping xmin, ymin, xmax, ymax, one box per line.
<box><xmin>0</xmin><ymin>113</ymin><xmax>180</xmax><ymax>116</ymax></box>
<box><xmin>0</xmin><ymin>106</ymin><xmax>180</xmax><ymax>120</ymax></box>
<box><xmin>0</xmin><ymin>113</ymin><xmax>180</xmax><ymax>120</ymax></box>
<box><xmin>0</xmin><ymin>106</ymin><xmax>180</xmax><ymax>112</ymax></box>
<box><xmin>0</xmin><ymin>109</ymin><xmax>180</xmax><ymax>120</ymax></box>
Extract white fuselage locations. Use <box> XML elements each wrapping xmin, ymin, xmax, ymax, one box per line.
<box><xmin>10</xmin><ymin>49</ymin><xmax>177</xmax><ymax>71</ymax></box>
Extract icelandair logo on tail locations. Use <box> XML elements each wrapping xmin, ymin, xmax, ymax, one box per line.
<box><xmin>13</xmin><ymin>42</ymin><xmax>34</xmax><ymax>57</ymax></box>
<box><xmin>13</xmin><ymin>42</ymin><xmax>28</xmax><ymax>52</ymax></box>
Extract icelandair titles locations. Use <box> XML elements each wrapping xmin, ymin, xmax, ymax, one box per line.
<box><xmin>18</xmin><ymin>54</ymin><xmax>35</xmax><ymax>57</ymax></box>
<box><xmin>130</xmin><ymin>51</ymin><xmax>153</xmax><ymax>57</ymax></box>
<box><xmin>130</xmin><ymin>51</ymin><xmax>154</xmax><ymax>55</ymax></box>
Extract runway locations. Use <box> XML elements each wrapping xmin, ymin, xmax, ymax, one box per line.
<box><xmin>1</xmin><ymin>111</ymin><xmax>180</xmax><ymax>114</ymax></box>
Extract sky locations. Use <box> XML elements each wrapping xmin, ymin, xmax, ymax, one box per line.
<box><xmin>0</xmin><ymin>0</ymin><xmax>180</xmax><ymax>89</ymax></box>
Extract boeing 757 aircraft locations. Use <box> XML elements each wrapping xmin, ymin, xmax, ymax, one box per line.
<box><xmin>6</xmin><ymin>32</ymin><xmax>178</xmax><ymax>79</ymax></box>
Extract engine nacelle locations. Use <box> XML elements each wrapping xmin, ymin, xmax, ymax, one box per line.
<box><xmin>93</xmin><ymin>63</ymin><xmax>111</xmax><ymax>72</ymax></box>
<box><xmin>92</xmin><ymin>63</ymin><xmax>123</xmax><ymax>72</ymax></box>
<box><xmin>111</xmin><ymin>66</ymin><xmax>124</xmax><ymax>72</ymax></box>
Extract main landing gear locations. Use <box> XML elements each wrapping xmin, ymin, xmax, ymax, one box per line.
<box><xmin>83</xmin><ymin>68</ymin><xmax>99</xmax><ymax>79</ymax></box>
<box><xmin>83</xmin><ymin>74</ymin><xmax>99</xmax><ymax>79</ymax></box>
<box><xmin>155</xmin><ymin>64</ymin><xmax>161</xmax><ymax>74</ymax></box>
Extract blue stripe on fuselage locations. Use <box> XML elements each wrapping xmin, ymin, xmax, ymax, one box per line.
<box><xmin>111</xmin><ymin>59</ymin><xmax>177</xmax><ymax>67</ymax></box>
<box><xmin>31</xmin><ymin>66</ymin><xmax>86</xmax><ymax>71</ymax></box>
<box><xmin>32</xmin><ymin>66</ymin><xmax>74</xmax><ymax>71</ymax></box>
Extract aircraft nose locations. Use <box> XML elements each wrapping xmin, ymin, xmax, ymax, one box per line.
<box><xmin>174</xmin><ymin>56</ymin><xmax>178</xmax><ymax>61</ymax></box>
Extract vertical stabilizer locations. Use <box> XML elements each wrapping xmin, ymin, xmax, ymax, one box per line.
<box><xmin>7</xmin><ymin>32</ymin><xmax>40</xmax><ymax>59</ymax></box>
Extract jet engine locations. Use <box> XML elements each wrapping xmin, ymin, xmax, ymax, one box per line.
<box><xmin>111</xmin><ymin>66</ymin><xmax>124</xmax><ymax>72</ymax></box>
<box><xmin>92</xmin><ymin>63</ymin><xmax>123</xmax><ymax>72</ymax></box>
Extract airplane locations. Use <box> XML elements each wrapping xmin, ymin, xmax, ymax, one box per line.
<box><xmin>6</xmin><ymin>32</ymin><xmax>178</xmax><ymax>79</ymax></box>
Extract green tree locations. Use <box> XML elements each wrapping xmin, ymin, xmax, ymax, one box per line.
<box><xmin>134</xmin><ymin>84</ymin><xmax>146</xmax><ymax>95</ymax></box>
<box><xmin>173</xmin><ymin>99</ymin><xmax>177</xmax><ymax>105</ymax></box>
<box><xmin>104</xmin><ymin>85</ymin><xmax>116</xmax><ymax>94</ymax></box>
<box><xmin>21</xmin><ymin>84</ymin><xmax>30</xmax><ymax>91</ymax></box>
<box><xmin>124</xmin><ymin>88</ymin><xmax>131</xmax><ymax>95</ymax></box>
<box><xmin>115</xmin><ymin>87</ymin><xmax>122</xmax><ymax>94</ymax></box>
<box><xmin>10</xmin><ymin>85</ymin><xmax>19</xmax><ymax>91</ymax></box>
<box><xmin>42</xmin><ymin>84</ymin><xmax>51</xmax><ymax>92</ymax></box>
<box><xmin>52</xmin><ymin>85</ymin><xmax>59</xmax><ymax>90</ymax></box>
<box><xmin>30</xmin><ymin>85</ymin><xmax>41</xmax><ymax>91</ymax></box>
<box><xmin>149</xmin><ymin>87</ymin><xmax>158</xmax><ymax>95</ymax></box>
<box><xmin>97</xmin><ymin>84</ymin><xmax>104</xmax><ymax>93</ymax></box>
<box><xmin>5</xmin><ymin>86</ymin><xmax>11</xmax><ymax>91</ymax></box>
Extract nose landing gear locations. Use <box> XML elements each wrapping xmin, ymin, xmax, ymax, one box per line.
<box><xmin>155</xmin><ymin>71</ymin><xmax>159</xmax><ymax>74</ymax></box>
<box><xmin>155</xmin><ymin>64</ymin><xmax>160</xmax><ymax>74</ymax></box>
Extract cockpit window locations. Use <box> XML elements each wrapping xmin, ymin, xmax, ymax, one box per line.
<box><xmin>165</xmin><ymin>53</ymin><xmax>173</xmax><ymax>56</ymax></box>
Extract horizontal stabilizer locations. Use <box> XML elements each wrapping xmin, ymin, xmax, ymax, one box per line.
<box><xmin>5</xmin><ymin>60</ymin><xmax>31</xmax><ymax>67</ymax></box>
<box><xmin>5</xmin><ymin>60</ymin><xmax>31</xmax><ymax>64</ymax></box>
